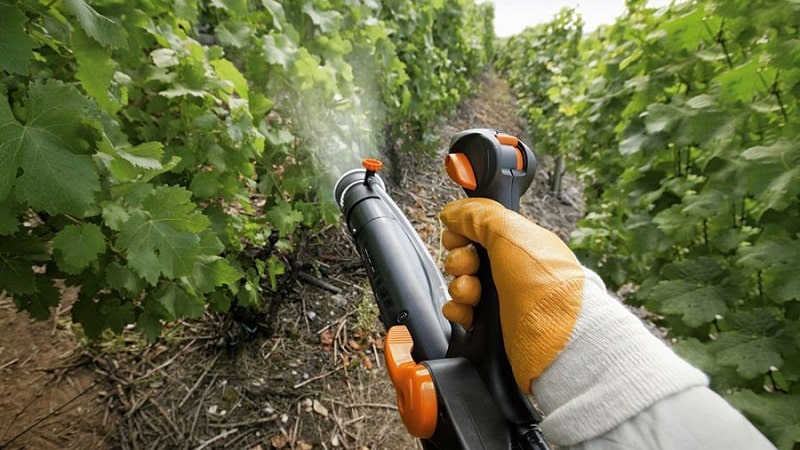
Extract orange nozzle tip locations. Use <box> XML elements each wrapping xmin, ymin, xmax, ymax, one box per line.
<box><xmin>362</xmin><ymin>158</ymin><xmax>383</xmax><ymax>171</ymax></box>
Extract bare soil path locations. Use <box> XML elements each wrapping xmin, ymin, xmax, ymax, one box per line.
<box><xmin>0</xmin><ymin>69</ymin><xmax>584</xmax><ymax>450</ymax></box>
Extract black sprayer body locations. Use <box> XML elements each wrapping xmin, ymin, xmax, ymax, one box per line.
<box><xmin>334</xmin><ymin>168</ymin><xmax>451</xmax><ymax>362</ymax></box>
<box><xmin>334</xmin><ymin>130</ymin><xmax>550</xmax><ymax>450</ymax></box>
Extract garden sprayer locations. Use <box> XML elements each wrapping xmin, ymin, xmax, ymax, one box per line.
<box><xmin>333</xmin><ymin>129</ymin><xmax>550</xmax><ymax>449</ymax></box>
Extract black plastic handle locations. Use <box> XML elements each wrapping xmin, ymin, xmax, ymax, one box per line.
<box><xmin>447</xmin><ymin>128</ymin><xmax>536</xmax><ymax>211</ymax></box>
<box><xmin>445</xmin><ymin>129</ymin><xmax>542</xmax><ymax>427</ymax></box>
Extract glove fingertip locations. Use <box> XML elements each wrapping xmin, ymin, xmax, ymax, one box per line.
<box><xmin>444</xmin><ymin>245</ymin><xmax>480</xmax><ymax>276</ymax></box>
<box><xmin>442</xmin><ymin>229</ymin><xmax>471</xmax><ymax>250</ymax></box>
<box><xmin>449</xmin><ymin>275</ymin><xmax>481</xmax><ymax>306</ymax></box>
<box><xmin>442</xmin><ymin>301</ymin><xmax>473</xmax><ymax>330</ymax></box>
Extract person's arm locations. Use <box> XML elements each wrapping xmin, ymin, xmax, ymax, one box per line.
<box><xmin>440</xmin><ymin>198</ymin><xmax>775</xmax><ymax>449</ymax></box>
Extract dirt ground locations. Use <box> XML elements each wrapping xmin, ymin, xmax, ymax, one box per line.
<box><xmin>0</xmin><ymin>70</ymin><xmax>584</xmax><ymax>450</ymax></box>
<box><xmin>0</xmin><ymin>289</ymin><xmax>113</xmax><ymax>449</ymax></box>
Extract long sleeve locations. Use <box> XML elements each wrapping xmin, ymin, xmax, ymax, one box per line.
<box><xmin>531</xmin><ymin>269</ymin><xmax>775</xmax><ymax>449</ymax></box>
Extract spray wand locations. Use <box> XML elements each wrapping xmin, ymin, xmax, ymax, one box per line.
<box><xmin>334</xmin><ymin>129</ymin><xmax>550</xmax><ymax>449</ymax></box>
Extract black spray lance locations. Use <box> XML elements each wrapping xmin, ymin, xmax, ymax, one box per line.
<box><xmin>334</xmin><ymin>130</ymin><xmax>550</xmax><ymax>449</ymax></box>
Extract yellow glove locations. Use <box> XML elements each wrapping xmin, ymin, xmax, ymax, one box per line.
<box><xmin>440</xmin><ymin>198</ymin><xmax>709</xmax><ymax>447</ymax></box>
<box><xmin>440</xmin><ymin>197</ymin><xmax>584</xmax><ymax>392</ymax></box>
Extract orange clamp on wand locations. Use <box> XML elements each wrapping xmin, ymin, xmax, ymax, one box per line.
<box><xmin>385</xmin><ymin>326</ymin><xmax>438</xmax><ymax>438</ymax></box>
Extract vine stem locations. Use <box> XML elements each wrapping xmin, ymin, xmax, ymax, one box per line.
<box><xmin>756</xmin><ymin>71</ymin><xmax>788</xmax><ymax>123</ymax></box>
<box><xmin>702</xmin><ymin>218</ymin><xmax>708</xmax><ymax>249</ymax></box>
<box><xmin>757</xmin><ymin>270</ymin><xmax>763</xmax><ymax>301</ymax></box>
<box><xmin>705</xmin><ymin>19</ymin><xmax>734</xmax><ymax>69</ymax></box>
<box><xmin>771</xmin><ymin>72</ymin><xmax>789</xmax><ymax>123</ymax></box>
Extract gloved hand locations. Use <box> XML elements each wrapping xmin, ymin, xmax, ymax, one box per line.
<box><xmin>440</xmin><ymin>198</ymin><xmax>709</xmax><ymax>446</ymax></box>
<box><xmin>440</xmin><ymin>197</ymin><xmax>584</xmax><ymax>390</ymax></box>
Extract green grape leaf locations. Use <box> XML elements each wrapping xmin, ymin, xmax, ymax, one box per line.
<box><xmin>52</xmin><ymin>223</ymin><xmax>106</xmax><ymax>274</ymax></box>
<box><xmin>101</xmin><ymin>202</ymin><xmax>129</xmax><ymax>231</ymax></box>
<box><xmin>262</xmin><ymin>33</ymin><xmax>297</xmax><ymax>68</ymax></box>
<box><xmin>749</xmin><ymin>165</ymin><xmax>800</xmax><ymax>214</ymax></box>
<box><xmin>13</xmin><ymin>278</ymin><xmax>60</xmax><ymax>320</ymax></box>
<box><xmin>117</xmin><ymin>187</ymin><xmax>208</xmax><ymax>284</ymax></box>
<box><xmin>686</xmin><ymin>94</ymin><xmax>716</xmax><ymax>109</ymax></box>
<box><xmin>0</xmin><ymin>195</ymin><xmax>22</xmax><ymax>235</ymax></box>
<box><xmin>136</xmin><ymin>310</ymin><xmax>163</xmax><ymax>341</ymax></box>
<box><xmin>725</xmin><ymin>309</ymin><xmax>780</xmax><ymax>335</ymax></box>
<box><xmin>681</xmin><ymin>186</ymin><xmax>729</xmax><ymax>218</ymax></box>
<box><xmin>645</xmin><ymin>103</ymin><xmax>684</xmax><ymax>134</ymax></box>
<box><xmin>261</xmin><ymin>0</ymin><xmax>286</xmax><ymax>31</ymax></box>
<box><xmin>690</xmin><ymin>109</ymin><xmax>737</xmax><ymax>147</ymax></box>
<box><xmin>302</xmin><ymin>3</ymin><xmax>341</xmax><ymax>33</ymax></box>
<box><xmin>661</xmin><ymin>257</ymin><xmax>724</xmax><ymax>284</ymax></box>
<box><xmin>210</xmin><ymin>0</ymin><xmax>248</xmax><ymax>16</ymax></box>
<box><xmin>207</xmin><ymin>290</ymin><xmax>232</xmax><ymax>313</ymax></box>
<box><xmin>715</xmin><ymin>59</ymin><xmax>775</xmax><ymax>103</ymax></box>
<box><xmin>150</xmin><ymin>48</ymin><xmax>179</xmax><ymax>68</ymax></box>
<box><xmin>117</xmin><ymin>142</ymin><xmax>164</xmax><ymax>170</ymax></box>
<box><xmin>649</xmin><ymin>280</ymin><xmax>728</xmax><ymax>327</ymax></box>
<box><xmin>0</xmin><ymin>234</ymin><xmax>49</xmax><ymax>295</ymax></box>
<box><xmin>61</xmin><ymin>0</ymin><xmax>128</xmax><ymax>49</ymax></box>
<box><xmin>716</xmin><ymin>333</ymin><xmax>783</xmax><ymax>379</ymax></box>
<box><xmin>764</xmin><ymin>264</ymin><xmax>800</xmax><ymax>303</ymax></box>
<box><xmin>211</xmin><ymin>59</ymin><xmax>249</xmax><ymax>100</ymax></box>
<box><xmin>658</xmin><ymin>7</ymin><xmax>715</xmax><ymax>51</ymax></box>
<box><xmin>742</xmin><ymin>140</ymin><xmax>798</xmax><ymax>165</ymax></box>
<box><xmin>0</xmin><ymin>82</ymin><xmax>100</xmax><ymax>215</ymax></box>
<box><xmin>726</xmin><ymin>390</ymin><xmax>800</xmax><ymax>449</ymax></box>
<box><xmin>0</xmin><ymin>4</ymin><xmax>37</xmax><ymax>75</ymax></box>
<box><xmin>72</xmin><ymin>294</ymin><xmax>135</xmax><ymax>338</ymax></box>
<box><xmin>141</xmin><ymin>186</ymin><xmax>210</xmax><ymax>232</ymax></box>
<box><xmin>672</xmin><ymin>338</ymin><xmax>716</xmax><ymax>374</ymax></box>
<box><xmin>192</xmin><ymin>256</ymin><xmax>241</xmax><ymax>293</ymax></box>
<box><xmin>265</xmin><ymin>255</ymin><xmax>285</xmax><ymax>291</ymax></box>
<box><xmin>740</xmin><ymin>143</ymin><xmax>800</xmax><ymax>214</ymax></box>
<box><xmin>72</xmin><ymin>27</ymin><xmax>120</xmax><ymax>113</ymax></box>
<box><xmin>153</xmin><ymin>282</ymin><xmax>205</xmax><ymax>320</ymax></box>
<box><xmin>266</xmin><ymin>201</ymin><xmax>303</xmax><ymax>236</ymax></box>
<box><xmin>739</xmin><ymin>232</ymin><xmax>800</xmax><ymax>303</ymax></box>
<box><xmin>190</xmin><ymin>171</ymin><xmax>219</xmax><ymax>199</ymax></box>
<box><xmin>216</xmin><ymin>21</ymin><xmax>252</xmax><ymax>48</ymax></box>
<box><xmin>738</xmin><ymin>232</ymin><xmax>799</xmax><ymax>270</ymax></box>
<box><xmin>105</xmin><ymin>262</ymin><xmax>144</xmax><ymax>297</ymax></box>
<box><xmin>653</xmin><ymin>204</ymin><xmax>697</xmax><ymax>244</ymax></box>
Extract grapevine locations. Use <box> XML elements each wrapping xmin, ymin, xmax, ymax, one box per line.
<box><xmin>0</xmin><ymin>0</ymin><xmax>494</xmax><ymax>339</ymax></box>
<box><xmin>499</xmin><ymin>1</ymin><xmax>799</xmax><ymax>447</ymax></box>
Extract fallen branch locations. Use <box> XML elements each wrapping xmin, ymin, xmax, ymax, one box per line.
<box><xmin>194</xmin><ymin>427</ymin><xmax>238</xmax><ymax>450</ymax></box>
<box><xmin>0</xmin><ymin>358</ymin><xmax>18</xmax><ymax>371</ymax></box>
<box><xmin>207</xmin><ymin>414</ymin><xmax>279</xmax><ymax>428</ymax></box>
<box><xmin>178</xmin><ymin>352</ymin><xmax>220</xmax><ymax>408</ymax></box>
<box><xmin>292</xmin><ymin>367</ymin><xmax>342</xmax><ymax>389</ymax></box>
<box><xmin>298</xmin><ymin>271</ymin><xmax>342</xmax><ymax>294</ymax></box>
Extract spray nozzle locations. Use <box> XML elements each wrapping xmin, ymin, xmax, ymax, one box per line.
<box><xmin>362</xmin><ymin>158</ymin><xmax>383</xmax><ymax>184</ymax></box>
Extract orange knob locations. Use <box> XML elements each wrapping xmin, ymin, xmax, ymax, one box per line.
<box><xmin>362</xmin><ymin>158</ymin><xmax>383</xmax><ymax>172</ymax></box>
<box><xmin>384</xmin><ymin>326</ymin><xmax>438</xmax><ymax>438</ymax></box>
<box><xmin>445</xmin><ymin>153</ymin><xmax>478</xmax><ymax>191</ymax></box>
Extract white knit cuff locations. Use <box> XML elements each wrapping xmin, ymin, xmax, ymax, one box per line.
<box><xmin>531</xmin><ymin>268</ymin><xmax>709</xmax><ymax>447</ymax></box>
